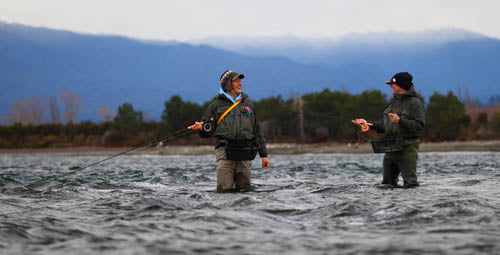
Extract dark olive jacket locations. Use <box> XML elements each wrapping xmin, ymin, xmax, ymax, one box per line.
<box><xmin>371</xmin><ymin>87</ymin><xmax>426</xmax><ymax>145</ymax></box>
<box><xmin>199</xmin><ymin>92</ymin><xmax>268</xmax><ymax>157</ymax></box>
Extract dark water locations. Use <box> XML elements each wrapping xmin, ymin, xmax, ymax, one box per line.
<box><xmin>1</xmin><ymin>151</ymin><xmax>500</xmax><ymax>255</ymax></box>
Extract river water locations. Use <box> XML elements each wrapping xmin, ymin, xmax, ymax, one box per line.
<box><xmin>1</xmin><ymin>151</ymin><xmax>500</xmax><ymax>255</ymax></box>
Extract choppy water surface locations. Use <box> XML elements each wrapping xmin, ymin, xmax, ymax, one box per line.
<box><xmin>1</xmin><ymin>151</ymin><xmax>500</xmax><ymax>255</ymax></box>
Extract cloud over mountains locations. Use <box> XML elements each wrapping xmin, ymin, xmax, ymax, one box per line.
<box><xmin>1</xmin><ymin>22</ymin><xmax>499</xmax><ymax>122</ymax></box>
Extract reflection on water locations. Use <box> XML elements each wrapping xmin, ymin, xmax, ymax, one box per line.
<box><xmin>1</xmin><ymin>152</ymin><xmax>500</xmax><ymax>254</ymax></box>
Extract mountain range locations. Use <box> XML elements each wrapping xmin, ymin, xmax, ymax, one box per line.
<box><xmin>1</xmin><ymin>21</ymin><xmax>499</xmax><ymax>122</ymax></box>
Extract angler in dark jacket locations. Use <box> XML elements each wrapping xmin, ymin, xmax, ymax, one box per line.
<box><xmin>188</xmin><ymin>70</ymin><xmax>269</xmax><ymax>192</ymax></box>
<box><xmin>353</xmin><ymin>72</ymin><xmax>425</xmax><ymax>188</ymax></box>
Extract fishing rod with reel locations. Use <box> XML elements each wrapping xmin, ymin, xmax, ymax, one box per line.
<box><xmin>24</xmin><ymin>124</ymin><xmax>213</xmax><ymax>191</ymax></box>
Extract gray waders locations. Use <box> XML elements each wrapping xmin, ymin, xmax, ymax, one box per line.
<box><xmin>215</xmin><ymin>147</ymin><xmax>252</xmax><ymax>192</ymax></box>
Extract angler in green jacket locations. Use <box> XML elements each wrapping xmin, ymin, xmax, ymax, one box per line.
<box><xmin>353</xmin><ymin>72</ymin><xmax>425</xmax><ymax>188</ymax></box>
<box><xmin>188</xmin><ymin>70</ymin><xmax>270</xmax><ymax>192</ymax></box>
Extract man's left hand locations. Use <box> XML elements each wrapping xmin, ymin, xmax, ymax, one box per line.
<box><xmin>262</xmin><ymin>157</ymin><xmax>270</xmax><ymax>169</ymax></box>
<box><xmin>187</xmin><ymin>121</ymin><xmax>203</xmax><ymax>131</ymax></box>
<box><xmin>387</xmin><ymin>113</ymin><xmax>400</xmax><ymax>123</ymax></box>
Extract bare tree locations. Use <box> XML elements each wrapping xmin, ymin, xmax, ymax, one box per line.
<box><xmin>143</xmin><ymin>111</ymin><xmax>151</xmax><ymax>122</ymax></box>
<box><xmin>26</xmin><ymin>96</ymin><xmax>47</xmax><ymax>125</ymax></box>
<box><xmin>60</xmin><ymin>92</ymin><xmax>84</xmax><ymax>123</ymax></box>
<box><xmin>98</xmin><ymin>106</ymin><xmax>116</xmax><ymax>123</ymax></box>
<box><xmin>296</xmin><ymin>96</ymin><xmax>305</xmax><ymax>140</ymax></box>
<box><xmin>340</xmin><ymin>84</ymin><xmax>349</xmax><ymax>93</ymax></box>
<box><xmin>5</xmin><ymin>96</ymin><xmax>47</xmax><ymax>125</ymax></box>
<box><xmin>49</xmin><ymin>96</ymin><xmax>62</xmax><ymax>124</ymax></box>
<box><xmin>6</xmin><ymin>100</ymin><xmax>31</xmax><ymax>125</ymax></box>
<box><xmin>456</xmin><ymin>84</ymin><xmax>463</xmax><ymax>102</ymax></box>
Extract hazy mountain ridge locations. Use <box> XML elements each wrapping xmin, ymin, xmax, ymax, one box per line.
<box><xmin>195</xmin><ymin>28</ymin><xmax>487</xmax><ymax>63</ymax></box>
<box><xmin>199</xmin><ymin>29</ymin><xmax>500</xmax><ymax>102</ymax></box>
<box><xmin>0</xmin><ymin>21</ymin><xmax>343</xmax><ymax>122</ymax></box>
<box><xmin>1</xmin><ymin>21</ymin><xmax>499</xmax><ymax>122</ymax></box>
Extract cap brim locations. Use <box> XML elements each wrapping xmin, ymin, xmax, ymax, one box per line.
<box><xmin>385</xmin><ymin>80</ymin><xmax>394</xmax><ymax>85</ymax></box>
<box><xmin>232</xmin><ymin>74</ymin><xmax>245</xmax><ymax>80</ymax></box>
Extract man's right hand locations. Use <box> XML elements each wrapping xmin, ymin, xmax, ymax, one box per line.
<box><xmin>187</xmin><ymin>121</ymin><xmax>204</xmax><ymax>131</ymax></box>
<box><xmin>351</xmin><ymin>119</ymin><xmax>367</xmax><ymax>126</ymax></box>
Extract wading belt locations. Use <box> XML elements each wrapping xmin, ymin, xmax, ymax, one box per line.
<box><xmin>217</xmin><ymin>99</ymin><xmax>242</xmax><ymax>124</ymax></box>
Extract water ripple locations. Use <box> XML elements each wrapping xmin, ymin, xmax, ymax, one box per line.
<box><xmin>1</xmin><ymin>152</ymin><xmax>500</xmax><ymax>254</ymax></box>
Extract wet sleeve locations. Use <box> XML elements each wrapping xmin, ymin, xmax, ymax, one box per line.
<box><xmin>399</xmin><ymin>99</ymin><xmax>425</xmax><ymax>133</ymax></box>
<box><xmin>253</xmin><ymin>104</ymin><xmax>268</xmax><ymax>158</ymax></box>
<box><xmin>199</xmin><ymin>102</ymin><xmax>216</xmax><ymax>138</ymax></box>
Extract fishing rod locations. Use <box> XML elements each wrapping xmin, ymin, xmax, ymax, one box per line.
<box><xmin>24</xmin><ymin>127</ymin><xmax>198</xmax><ymax>190</ymax></box>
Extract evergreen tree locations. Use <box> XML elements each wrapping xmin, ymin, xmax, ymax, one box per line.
<box><xmin>426</xmin><ymin>91</ymin><xmax>467</xmax><ymax>140</ymax></box>
<box><xmin>254</xmin><ymin>96</ymin><xmax>296</xmax><ymax>138</ymax></box>
<box><xmin>162</xmin><ymin>95</ymin><xmax>204</xmax><ymax>133</ymax></box>
<box><xmin>492</xmin><ymin>111</ymin><xmax>500</xmax><ymax>133</ymax></box>
<box><xmin>113</xmin><ymin>103</ymin><xmax>143</xmax><ymax>136</ymax></box>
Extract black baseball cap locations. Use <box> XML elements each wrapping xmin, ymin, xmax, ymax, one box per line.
<box><xmin>385</xmin><ymin>72</ymin><xmax>413</xmax><ymax>90</ymax></box>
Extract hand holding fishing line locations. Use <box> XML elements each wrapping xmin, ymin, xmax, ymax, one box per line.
<box><xmin>351</xmin><ymin>118</ymin><xmax>368</xmax><ymax>126</ymax></box>
<box><xmin>387</xmin><ymin>113</ymin><xmax>400</xmax><ymax>123</ymax></box>
<box><xmin>351</xmin><ymin>118</ymin><xmax>373</xmax><ymax>133</ymax></box>
<box><xmin>188</xmin><ymin>121</ymin><xmax>204</xmax><ymax>131</ymax></box>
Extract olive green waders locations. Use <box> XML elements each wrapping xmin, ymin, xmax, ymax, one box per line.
<box><xmin>382</xmin><ymin>142</ymin><xmax>419</xmax><ymax>187</ymax></box>
<box><xmin>215</xmin><ymin>147</ymin><xmax>252</xmax><ymax>192</ymax></box>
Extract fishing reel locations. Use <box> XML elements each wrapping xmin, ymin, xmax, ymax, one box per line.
<box><xmin>202</xmin><ymin>122</ymin><xmax>213</xmax><ymax>132</ymax></box>
<box><xmin>360</xmin><ymin>124</ymin><xmax>370</xmax><ymax>132</ymax></box>
<box><xmin>360</xmin><ymin>122</ymin><xmax>373</xmax><ymax>133</ymax></box>
<box><xmin>201</xmin><ymin>117</ymin><xmax>215</xmax><ymax>132</ymax></box>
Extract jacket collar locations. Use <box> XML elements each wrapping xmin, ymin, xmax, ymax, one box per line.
<box><xmin>218</xmin><ymin>88</ymin><xmax>248</xmax><ymax>103</ymax></box>
<box><xmin>394</xmin><ymin>86</ymin><xmax>417</xmax><ymax>101</ymax></box>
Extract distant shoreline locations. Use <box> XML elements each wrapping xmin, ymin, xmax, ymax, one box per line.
<box><xmin>1</xmin><ymin>140</ymin><xmax>500</xmax><ymax>154</ymax></box>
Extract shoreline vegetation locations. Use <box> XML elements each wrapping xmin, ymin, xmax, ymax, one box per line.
<box><xmin>3</xmin><ymin>91</ymin><xmax>500</xmax><ymax>152</ymax></box>
<box><xmin>1</xmin><ymin>140</ymin><xmax>500</xmax><ymax>155</ymax></box>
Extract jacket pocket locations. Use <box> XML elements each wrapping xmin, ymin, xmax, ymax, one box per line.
<box><xmin>215</xmin><ymin>107</ymin><xmax>236</xmax><ymax>139</ymax></box>
<box><xmin>401</xmin><ymin>109</ymin><xmax>411</xmax><ymax>119</ymax></box>
<box><xmin>239</xmin><ymin>106</ymin><xmax>255</xmax><ymax>140</ymax></box>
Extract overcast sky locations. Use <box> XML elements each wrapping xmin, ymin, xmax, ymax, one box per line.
<box><xmin>1</xmin><ymin>0</ymin><xmax>499</xmax><ymax>42</ymax></box>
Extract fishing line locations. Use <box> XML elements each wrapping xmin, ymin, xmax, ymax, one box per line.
<box><xmin>24</xmin><ymin>128</ymin><xmax>194</xmax><ymax>190</ymax></box>
<box><xmin>306</xmin><ymin>113</ymin><xmax>356</xmax><ymax>122</ymax></box>
<box><xmin>284</xmin><ymin>113</ymin><xmax>355</xmax><ymax>123</ymax></box>
<box><xmin>277</xmin><ymin>112</ymin><xmax>373</xmax><ymax>145</ymax></box>
<box><xmin>302</xmin><ymin>112</ymin><xmax>374</xmax><ymax>144</ymax></box>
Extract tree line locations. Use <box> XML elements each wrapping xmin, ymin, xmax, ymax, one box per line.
<box><xmin>1</xmin><ymin>89</ymin><xmax>500</xmax><ymax>148</ymax></box>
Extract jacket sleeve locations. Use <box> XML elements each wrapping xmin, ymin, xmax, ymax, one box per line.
<box><xmin>198</xmin><ymin>101</ymin><xmax>217</xmax><ymax>138</ymax></box>
<box><xmin>370</xmin><ymin>101</ymin><xmax>392</xmax><ymax>134</ymax></box>
<box><xmin>399</xmin><ymin>98</ymin><xmax>425</xmax><ymax>134</ymax></box>
<box><xmin>370</xmin><ymin>116</ymin><xmax>386</xmax><ymax>134</ymax></box>
<box><xmin>253</xmin><ymin>104</ymin><xmax>268</xmax><ymax>158</ymax></box>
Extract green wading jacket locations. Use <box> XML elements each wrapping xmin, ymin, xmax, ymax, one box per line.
<box><xmin>199</xmin><ymin>92</ymin><xmax>268</xmax><ymax>158</ymax></box>
<box><xmin>370</xmin><ymin>86</ymin><xmax>426</xmax><ymax>145</ymax></box>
